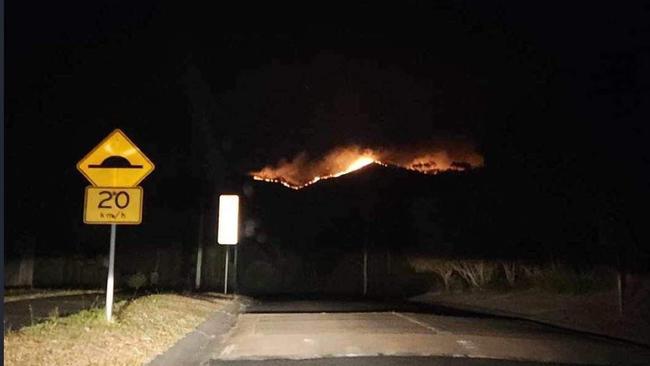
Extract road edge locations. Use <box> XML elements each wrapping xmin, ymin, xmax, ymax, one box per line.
<box><xmin>4</xmin><ymin>289</ymin><xmax>106</xmax><ymax>303</ymax></box>
<box><xmin>146</xmin><ymin>297</ymin><xmax>245</xmax><ymax>366</ymax></box>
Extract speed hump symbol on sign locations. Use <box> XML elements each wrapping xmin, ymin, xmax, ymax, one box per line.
<box><xmin>78</xmin><ymin>129</ymin><xmax>154</xmax><ymax>225</ymax></box>
<box><xmin>84</xmin><ymin>187</ymin><xmax>143</xmax><ymax>224</ymax></box>
<box><xmin>77</xmin><ymin>129</ymin><xmax>154</xmax><ymax>188</ymax></box>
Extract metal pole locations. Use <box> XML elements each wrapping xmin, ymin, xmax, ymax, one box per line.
<box><xmin>363</xmin><ymin>243</ymin><xmax>368</xmax><ymax>296</ymax></box>
<box><xmin>616</xmin><ymin>243</ymin><xmax>625</xmax><ymax>316</ymax></box>
<box><xmin>387</xmin><ymin>248</ymin><xmax>391</xmax><ymax>275</ymax></box>
<box><xmin>106</xmin><ymin>224</ymin><xmax>116</xmax><ymax>322</ymax></box>
<box><xmin>617</xmin><ymin>269</ymin><xmax>624</xmax><ymax>315</ymax></box>
<box><xmin>224</xmin><ymin>246</ymin><xmax>230</xmax><ymax>294</ymax></box>
<box><xmin>195</xmin><ymin>212</ymin><xmax>204</xmax><ymax>290</ymax></box>
<box><xmin>233</xmin><ymin>245</ymin><xmax>238</xmax><ymax>293</ymax></box>
<box><xmin>195</xmin><ymin>244</ymin><xmax>203</xmax><ymax>290</ymax></box>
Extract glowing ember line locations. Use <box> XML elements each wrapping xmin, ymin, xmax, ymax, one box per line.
<box><xmin>253</xmin><ymin>157</ymin><xmax>380</xmax><ymax>190</ymax></box>
<box><xmin>250</xmin><ymin>145</ymin><xmax>483</xmax><ymax>190</ymax></box>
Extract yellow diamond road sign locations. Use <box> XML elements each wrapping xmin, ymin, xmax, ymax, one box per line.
<box><xmin>77</xmin><ymin>129</ymin><xmax>154</xmax><ymax>187</ymax></box>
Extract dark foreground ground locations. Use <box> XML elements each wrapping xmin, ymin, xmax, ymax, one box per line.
<box><xmin>210</xmin><ymin>356</ymin><xmax>580</xmax><ymax>366</ymax></box>
<box><xmin>151</xmin><ymin>295</ymin><xmax>650</xmax><ymax>366</ymax></box>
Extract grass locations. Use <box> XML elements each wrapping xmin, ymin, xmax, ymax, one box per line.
<box><xmin>4</xmin><ymin>293</ymin><xmax>232</xmax><ymax>366</ymax></box>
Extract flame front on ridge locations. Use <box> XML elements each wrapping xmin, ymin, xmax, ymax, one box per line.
<box><xmin>251</xmin><ymin>145</ymin><xmax>483</xmax><ymax>190</ymax></box>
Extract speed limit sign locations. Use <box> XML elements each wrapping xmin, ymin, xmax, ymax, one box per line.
<box><xmin>84</xmin><ymin>186</ymin><xmax>143</xmax><ymax>224</ymax></box>
<box><xmin>77</xmin><ymin>129</ymin><xmax>154</xmax><ymax>322</ymax></box>
<box><xmin>77</xmin><ymin>129</ymin><xmax>153</xmax><ymax>226</ymax></box>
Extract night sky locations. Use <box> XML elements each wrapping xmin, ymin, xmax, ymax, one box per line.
<box><xmin>6</xmin><ymin>2</ymin><xmax>650</xmax><ymax>260</ymax></box>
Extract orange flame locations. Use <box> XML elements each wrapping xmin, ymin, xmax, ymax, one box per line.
<box><xmin>338</xmin><ymin>156</ymin><xmax>375</xmax><ymax>176</ymax></box>
<box><xmin>251</xmin><ymin>144</ymin><xmax>483</xmax><ymax>189</ymax></box>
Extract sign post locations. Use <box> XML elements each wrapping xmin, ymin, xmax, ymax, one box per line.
<box><xmin>217</xmin><ymin>195</ymin><xmax>239</xmax><ymax>294</ymax></box>
<box><xmin>224</xmin><ymin>247</ymin><xmax>230</xmax><ymax>294</ymax></box>
<box><xmin>107</xmin><ymin>224</ymin><xmax>116</xmax><ymax>321</ymax></box>
<box><xmin>77</xmin><ymin>129</ymin><xmax>154</xmax><ymax>321</ymax></box>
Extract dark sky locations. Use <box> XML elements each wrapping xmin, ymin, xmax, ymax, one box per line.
<box><xmin>6</xmin><ymin>1</ymin><xmax>650</xmax><ymax>255</ymax></box>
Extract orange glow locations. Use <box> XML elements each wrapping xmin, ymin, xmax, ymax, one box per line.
<box><xmin>251</xmin><ymin>154</ymin><xmax>379</xmax><ymax>190</ymax></box>
<box><xmin>251</xmin><ymin>144</ymin><xmax>483</xmax><ymax>189</ymax></box>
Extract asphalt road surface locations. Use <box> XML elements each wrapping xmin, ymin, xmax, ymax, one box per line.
<box><xmin>208</xmin><ymin>297</ymin><xmax>650</xmax><ymax>366</ymax></box>
<box><xmin>4</xmin><ymin>292</ymin><xmax>129</xmax><ymax>331</ymax></box>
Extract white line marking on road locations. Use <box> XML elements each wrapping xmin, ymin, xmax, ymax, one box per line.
<box><xmin>392</xmin><ymin>312</ymin><xmax>450</xmax><ymax>335</ymax></box>
<box><xmin>196</xmin><ymin>330</ymin><xmax>215</xmax><ymax>339</ymax></box>
<box><xmin>219</xmin><ymin>344</ymin><xmax>236</xmax><ymax>357</ymax></box>
<box><xmin>457</xmin><ymin>339</ymin><xmax>477</xmax><ymax>350</ymax></box>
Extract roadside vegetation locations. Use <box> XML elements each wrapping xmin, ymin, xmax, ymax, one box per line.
<box><xmin>4</xmin><ymin>293</ymin><xmax>231</xmax><ymax>366</ymax></box>
<box><xmin>408</xmin><ymin>257</ymin><xmax>615</xmax><ymax>294</ymax></box>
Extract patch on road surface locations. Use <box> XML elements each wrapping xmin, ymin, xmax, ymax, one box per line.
<box><xmin>214</xmin><ymin>311</ymin><xmax>650</xmax><ymax>365</ymax></box>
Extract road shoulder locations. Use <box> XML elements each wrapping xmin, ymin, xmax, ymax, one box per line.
<box><xmin>411</xmin><ymin>290</ymin><xmax>650</xmax><ymax>347</ymax></box>
<box><xmin>147</xmin><ymin>297</ymin><xmax>246</xmax><ymax>366</ymax></box>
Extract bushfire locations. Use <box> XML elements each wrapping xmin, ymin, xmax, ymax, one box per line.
<box><xmin>251</xmin><ymin>144</ymin><xmax>484</xmax><ymax>190</ymax></box>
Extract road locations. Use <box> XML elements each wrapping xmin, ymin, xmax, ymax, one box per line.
<box><xmin>3</xmin><ymin>292</ymin><xmax>129</xmax><ymax>331</ymax></box>
<box><xmin>207</xmin><ymin>297</ymin><xmax>650</xmax><ymax>366</ymax></box>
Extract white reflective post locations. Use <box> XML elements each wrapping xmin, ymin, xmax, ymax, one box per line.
<box><xmin>218</xmin><ymin>195</ymin><xmax>239</xmax><ymax>295</ymax></box>
<box><xmin>218</xmin><ymin>195</ymin><xmax>239</xmax><ymax>245</ymax></box>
